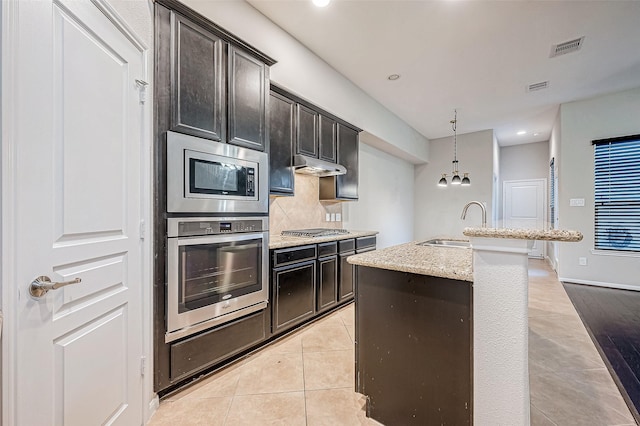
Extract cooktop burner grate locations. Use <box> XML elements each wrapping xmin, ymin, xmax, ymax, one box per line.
<box><xmin>281</xmin><ymin>228</ymin><xmax>350</xmax><ymax>238</ymax></box>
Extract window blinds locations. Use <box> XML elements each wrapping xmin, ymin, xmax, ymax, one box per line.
<box><xmin>593</xmin><ymin>135</ymin><xmax>640</xmax><ymax>252</ymax></box>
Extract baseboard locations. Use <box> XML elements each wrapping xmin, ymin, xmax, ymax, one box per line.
<box><xmin>559</xmin><ymin>277</ymin><xmax>640</xmax><ymax>292</ymax></box>
<box><xmin>147</xmin><ymin>395</ymin><xmax>160</xmax><ymax>422</ymax></box>
<box><xmin>544</xmin><ymin>256</ymin><xmax>556</xmax><ymax>272</ymax></box>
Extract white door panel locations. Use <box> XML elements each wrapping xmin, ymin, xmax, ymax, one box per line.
<box><xmin>8</xmin><ymin>0</ymin><xmax>147</xmax><ymax>424</ymax></box>
<box><xmin>504</xmin><ymin>179</ymin><xmax>547</xmax><ymax>258</ymax></box>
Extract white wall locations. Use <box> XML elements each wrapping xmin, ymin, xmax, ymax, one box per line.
<box><xmin>182</xmin><ymin>0</ymin><xmax>429</xmax><ymax>164</ymax></box>
<box><xmin>498</xmin><ymin>141</ymin><xmax>549</xmax><ymax>221</ymax></box>
<box><xmin>342</xmin><ymin>143</ymin><xmax>414</xmax><ymax>249</ymax></box>
<box><xmin>492</xmin><ymin>134</ymin><xmax>500</xmax><ymax>225</ymax></box>
<box><xmin>557</xmin><ymin>87</ymin><xmax>640</xmax><ymax>289</ymax></box>
<box><xmin>547</xmin><ymin>114</ymin><xmax>561</xmax><ymax>269</ymax></box>
<box><xmin>414</xmin><ymin>129</ymin><xmax>495</xmax><ymax>240</ymax></box>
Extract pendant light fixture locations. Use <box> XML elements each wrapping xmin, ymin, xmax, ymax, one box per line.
<box><xmin>438</xmin><ymin>109</ymin><xmax>470</xmax><ymax>187</ymax></box>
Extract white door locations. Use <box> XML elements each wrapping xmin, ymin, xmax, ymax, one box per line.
<box><xmin>503</xmin><ymin>179</ymin><xmax>547</xmax><ymax>258</ymax></box>
<box><xmin>5</xmin><ymin>0</ymin><xmax>147</xmax><ymax>424</ymax></box>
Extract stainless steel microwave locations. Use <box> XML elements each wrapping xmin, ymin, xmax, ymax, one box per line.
<box><xmin>167</xmin><ymin>131</ymin><xmax>268</xmax><ymax>214</ymax></box>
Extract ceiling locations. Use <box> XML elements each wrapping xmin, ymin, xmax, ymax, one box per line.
<box><xmin>247</xmin><ymin>0</ymin><xmax>640</xmax><ymax>146</ymax></box>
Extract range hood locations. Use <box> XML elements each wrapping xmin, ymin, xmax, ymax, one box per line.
<box><xmin>293</xmin><ymin>155</ymin><xmax>347</xmax><ymax>177</ymax></box>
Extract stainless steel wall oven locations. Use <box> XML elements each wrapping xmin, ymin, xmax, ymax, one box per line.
<box><xmin>166</xmin><ymin>217</ymin><xmax>269</xmax><ymax>342</ymax></box>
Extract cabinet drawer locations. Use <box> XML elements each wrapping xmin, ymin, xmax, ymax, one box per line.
<box><xmin>318</xmin><ymin>241</ymin><xmax>337</xmax><ymax>257</ymax></box>
<box><xmin>170</xmin><ymin>309</ymin><xmax>267</xmax><ymax>380</ymax></box>
<box><xmin>273</xmin><ymin>245</ymin><xmax>317</xmax><ymax>267</ymax></box>
<box><xmin>338</xmin><ymin>239</ymin><xmax>355</xmax><ymax>253</ymax></box>
<box><xmin>356</xmin><ymin>236</ymin><xmax>376</xmax><ymax>250</ymax></box>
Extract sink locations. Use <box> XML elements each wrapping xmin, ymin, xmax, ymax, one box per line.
<box><xmin>417</xmin><ymin>239</ymin><xmax>471</xmax><ymax>248</ymax></box>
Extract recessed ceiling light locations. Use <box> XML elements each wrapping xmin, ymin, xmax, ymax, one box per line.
<box><xmin>387</xmin><ymin>74</ymin><xmax>400</xmax><ymax>81</ymax></box>
<box><xmin>312</xmin><ymin>0</ymin><xmax>330</xmax><ymax>7</ymax></box>
<box><xmin>533</xmin><ymin>132</ymin><xmax>540</xmax><ymax>136</ymax></box>
<box><xmin>517</xmin><ymin>130</ymin><xmax>527</xmax><ymax>135</ymax></box>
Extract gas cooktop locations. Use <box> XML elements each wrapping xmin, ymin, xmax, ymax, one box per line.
<box><xmin>281</xmin><ymin>228</ymin><xmax>350</xmax><ymax>238</ymax></box>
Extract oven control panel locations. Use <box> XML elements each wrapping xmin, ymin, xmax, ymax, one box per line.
<box><xmin>217</xmin><ymin>221</ymin><xmax>261</xmax><ymax>233</ymax></box>
<box><xmin>172</xmin><ymin>218</ymin><xmax>266</xmax><ymax>237</ymax></box>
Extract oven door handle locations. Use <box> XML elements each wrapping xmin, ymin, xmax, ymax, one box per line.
<box><xmin>174</xmin><ymin>231</ymin><xmax>267</xmax><ymax>246</ymax></box>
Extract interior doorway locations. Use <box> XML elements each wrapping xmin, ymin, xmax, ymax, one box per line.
<box><xmin>503</xmin><ymin>179</ymin><xmax>547</xmax><ymax>258</ymax></box>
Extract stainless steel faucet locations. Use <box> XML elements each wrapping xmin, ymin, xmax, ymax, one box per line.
<box><xmin>461</xmin><ymin>201</ymin><xmax>487</xmax><ymax>227</ymax></box>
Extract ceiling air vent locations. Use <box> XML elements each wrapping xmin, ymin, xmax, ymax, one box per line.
<box><xmin>527</xmin><ymin>81</ymin><xmax>550</xmax><ymax>92</ymax></box>
<box><xmin>550</xmin><ymin>36</ymin><xmax>585</xmax><ymax>58</ymax></box>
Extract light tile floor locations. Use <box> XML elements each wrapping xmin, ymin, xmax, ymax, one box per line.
<box><xmin>149</xmin><ymin>259</ymin><xmax>636</xmax><ymax>425</ymax></box>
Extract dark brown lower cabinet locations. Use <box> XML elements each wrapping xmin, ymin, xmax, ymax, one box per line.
<box><xmin>272</xmin><ymin>260</ymin><xmax>316</xmax><ymax>333</ymax></box>
<box><xmin>269</xmin><ymin>237</ymin><xmax>375</xmax><ymax>337</ymax></box>
<box><xmin>355</xmin><ymin>266</ymin><xmax>472</xmax><ymax>425</ymax></box>
<box><xmin>317</xmin><ymin>255</ymin><xmax>338</xmax><ymax>312</ymax></box>
<box><xmin>338</xmin><ymin>252</ymin><xmax>355</xmax><ymax>301</ymax></box>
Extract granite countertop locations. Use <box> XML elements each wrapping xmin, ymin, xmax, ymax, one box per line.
<box><xmin>347</xmin><ymin>240</ymin><xmax>473</xmax><ymax>282</ymax></box>
<box><xmin>463</xmin><ymin>227</ymin><xmax>583</xmax><ymax>242</ymax></box>
<box><xmin>269</xmin><ymin>230</ymin><xmax>379</xmax><ymax>249</ymax></box>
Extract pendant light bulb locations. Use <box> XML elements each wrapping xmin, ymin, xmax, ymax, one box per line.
<box><xmin>451</xmin><ymin>173</ymin><xmax>462</xmax><ymax>185</ymax></box>
<box><xmin>438</xmin><ymin>174</ymin><xmax>448</xmax><ymax>187</ymax></box>
<box><xmin>461</xmin><ymin>173</ymin><xmax>471</xmax><ymax>186</ymax></box>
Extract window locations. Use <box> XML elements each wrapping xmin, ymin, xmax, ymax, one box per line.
<box><xmin>593</xmin><ymin>134</ymin><xmax>640</xmax><ymax>252</ymax></box>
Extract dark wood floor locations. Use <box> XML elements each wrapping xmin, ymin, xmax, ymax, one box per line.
<box><xmin>564</xmin><ymin>282</ymin><xmax>640</xmax><ymax>424</ymax></box>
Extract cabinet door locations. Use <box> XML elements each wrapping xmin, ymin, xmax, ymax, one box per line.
<box><xmin>317</xmin><ymin>255</ymin><xmax>338</xmax><ymax>312</ymax></box>
<box><xmin>269</xmin><ymin>91</ymin><xmax>295</xmax><ymax>195</ymax></box>
<box><xmin>339</xmin><ymin>251</ymin><xmax>355</xmax><ymax>302</ymax></box>
<box><xmin>228</xmin><ymin>46</ymin><xmax>268</xmax><ymax>151</ymax></box>
<box><xmin>336</xmin><ymin>124</ymin><xmax>359</xmax><ymax>199</ymax></box>
<box><xmin>319</xmin><ymin>115</ymin><xmax>337</xmax><ymax>162</ymax></box>
<box><xmin>171</xmin><ymin>13</ymin><xmax>225</xmax><ymax>141</ymax></box>
<box><xmin>272</xmin><ymin>260</ymin><xmax>316</xmax><ymax>333</ymax></box>
<box><xmin>296</xmin><ymin>104</ymin><xmax>318</xmax><ymax>158</ymax></box>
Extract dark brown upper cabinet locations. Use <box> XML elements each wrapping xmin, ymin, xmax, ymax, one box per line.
<box><xmin>171</xmin><ymin>14</ymin><xmax>225</xmax><ymax>142</ymax></box>
<box><xmin>320</xmin><ymin>124</ymin><xmax>359</xmax><ymax>200</ymax></box>
<box><xmin>296</xmin><ymin>109</ymin><xmax>336</xmax><ymax>162</ymax></box>
<box><xmin>319</xmin><ymin>115</ymin><xmax>337</xmax><ymax>162</ymax></box>
<box><xmin>269</xmin><ymin>91</ymin><xmax>295</xmax><ymax>195</ymax></box>
<box><xmin>335</xmin><ymin>124</ymin><xmax>359</xmax><ymax>199</ymax></box>
<box><xmin>228</xmin><ymin>46</ymin><xmax>268</xmax><ymax>151</ymax></box>
<box><xmin>158</xmin><ymin>0</ymin><xmax>275</xmax><ymax>151</ymax></box>
<box><xmin>296</xmin><ymin>104</ymin><xmax>319</xmax><ymax>158</ymax></box>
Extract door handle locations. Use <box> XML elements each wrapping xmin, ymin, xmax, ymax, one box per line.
<box><xmin>29</xmin><ymin>276</ymin><xmax>82</xmax><ymax>299</ymax></box>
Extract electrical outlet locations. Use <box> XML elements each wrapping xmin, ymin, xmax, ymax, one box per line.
<box><xmin>579</xmin><ymin>257</ymin><xmax>587</xmax><ymax>266</ymax></box>
<box><xmin>326</xmin><ymin>213</ymin><xmax>331</xmax><ymax>222</ymax></box>
<box><xmin>336</xmin><ymin>213</ymin><xmax>342</xmax><ymax>221</ymax></box>
<box><xmin>570</xmin><ymin>198</ymin><xmax>585</xmax><ymax>207</ymax></box>
<box><xmin>330</xmin><ymin>213</ymin><xmax>336</xmax><ymax>222</ymax></box>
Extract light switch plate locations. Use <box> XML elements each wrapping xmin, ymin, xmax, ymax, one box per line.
<box><xmin>336</xmin><ymin>213</ymin><xmax>342</xmax><ymax>221</ymax></box>
<box><xmin>570</xmin><ymin>198</ymin><xmax>585</xmax><ymax>207</ymax></box>
<box><xmin>330</xmin><ymin>213</ymin><xmax>336</xmax><ymax>222</ymax></box>
<box><xmin>579</xmin><ymin>257</ymin><xmax>587</xmax><ymax>266</ymax></box>
<box><xmin>326</xmin><ymin>213</ymin><xmax>331</xmax><ymax>222</ymax></box>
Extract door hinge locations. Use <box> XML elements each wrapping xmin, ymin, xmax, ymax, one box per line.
<box><xmin>135</xmin><ymin>79</ymin><xmax>149</xmax><ymax>104</ymax></box>
<box><xmin>140</xmin><ymin>356</ymin><xmax>146</xmax><ymax>377</ymax></box>
<box><xmin>140</xmin><ymin>219</ymin><xmax>145</xmax><ymax>240</ymax></box>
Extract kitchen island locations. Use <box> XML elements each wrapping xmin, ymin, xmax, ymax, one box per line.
<box><xmin>349</xmin><ymin>228</ymin><xmax>582</xmax><ymax>425</ymax></box>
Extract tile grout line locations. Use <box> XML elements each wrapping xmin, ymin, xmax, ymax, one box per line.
<box><xmin>301</xmin><ymin>333</ymin><xmax>309</xmax><ymax>425</ymax></box>
<box><xmin>222</xmin><ymin>372</ymin><xmax>241</xmax><ymax>425</ymax></box>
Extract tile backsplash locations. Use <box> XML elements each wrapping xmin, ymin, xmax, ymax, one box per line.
<box><xmin>269</xmin><ymin>174</ymin><xmax>343</xmax><ymax>234</ymax></box>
